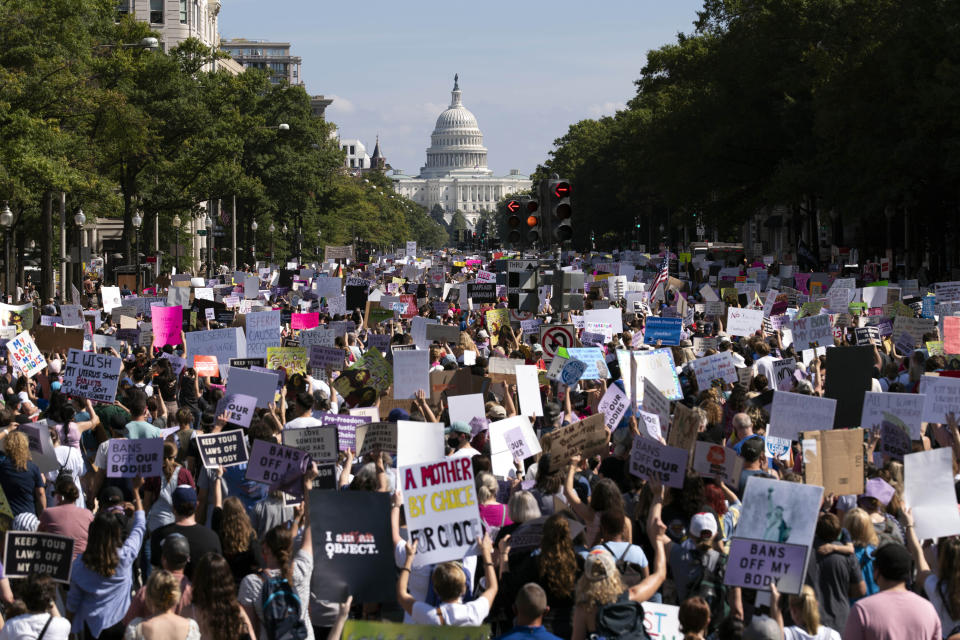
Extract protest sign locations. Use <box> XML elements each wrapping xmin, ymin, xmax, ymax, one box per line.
<box><xmin>317</xmin><ymin>412</ymin><xmax>372</xmax><ymax>452</ymax></box>
<box><xmin>395</xmin><ymin>421</ymin><xmax>445</xmax><ymax>469</ymax></box>
<box><xmin>638</xmin><ymin>410</ymin><xmax>662</xmax><ymax>440</ymax></box>
<box><xmin>32</xmin><ymin>326</ymin><xmax>83</xmax><ymax>353</ymax></box>
<box><xmin>515</xmin><ymin>364</ymin><xmax>543</xmax><ymax>416</ymax></box>
<box><xmin>790</xmin><ymin>314</ymin><xmax>833</xmax><ymax>350</ymax></box>
<box><xmin>355</xmin><ymin>422</ymin><xmax>398</xmax><ymax>456</ymax></box>
<box><xmin>946</xmin><ymin>316</ymin><xmax>960</xmax><ymax>354</ymax></box>
<box><xmin>61</xmin><ymin>348</ymin><xmax>121</xmax><ymax>403</ymax></box>
<box><xmin>425</xmin><ymin>323</ymin><xmax>460</xmax><ymax>344</ymax></box>
<box><xmin>689</xmin><ymin>352</ymin><xmax>738</xmax><ymax>390</ymax></box>
<box><xmin>488</xmin><ymin>416</ymin><xmax>541</xmax><ymax>477</ymax></box>
<box><xmin>333</xmin><ymin>348</ymin><xmax>392</xmax><ymax>407</ymax></box>
<box><xmin>668</xmin><ymin>402</ymin><xmax>700</xmax><ymax>452</ymax></box>
<box><xmin>8</xmin><ymin>331</ymin><xmax>45</xmax><ymax>379</ymax></box>
<box><xmin>539</xmin><ymin>414</ymin><xmax>609</xmax><ymax>465</ymax></box>
<box><xmin>195</xmin><ymin>429</ymin><xmax>249</xmax><ymax>468</ymax></box>
<box><xmin>339</xmin><ymin>621</ymin><xmax>490</xmax><ymax>640</ymax></box>
<box><xmin>266</xmin><ymin>346</ymin><xmax>307</xmax><ymax>376</ymax></box>
<box><xmin>642</xmin><ymin>378</ymin><xmax>671</xmax><ymax>433</ymax></box>
<box><xmin>246</xmin><ymin>439</ymin><xmax>308</xmax><ymax>500</ymax></box>
<box><xmin>291</xmin><ymin>312</ymin><xmax>320</xmax><ymax>331</ymax></box>
<box><xmin>310</xmin><ymin>491</ymin><xmax>399</xmax><ymax>602</ymax></box>
<box><xmin>905</xmin><ymin>448</ymin><xmax>960</xmax><ymax>541</ymax></box>
<box><xmin>634</xmin><ymin>349</ymin><xmax>683</xmax><ymax>401</ymax></box>
<box><xmin>18</xmin><ymin>421</ymin><xmax>58</xmax><ymax>473</ymax></box>
<box><xmin>393</xmin><ymin>349</ymin><xmax>430</xmax><ymax>399</ymax></box>
<box><xmin>692</xmin><ymin>442</ymin><xmax>744</xmax><ymax>487</ymax></box>
<box><xmin>246</xmin><ymin>310</ymin><xmax>281</xmax><ymax>359</ymax></box>
<box><xmin>184</xmin><ymin>327</ymin><xmax>246</xmax><ymax>367</ymax></box>
<box><xmin>824</xmin><ymin>346</ymin><xmax>874</xmax><ymax>428</ymax></box>
<box><xmin>771</xmin><ymin>358</ymin><xmax>797</xmax><ymax>391</ymax></box>
<box><xmin>765</xmin><ymin>436</ymin><xmax>792</xmax><ymax>462</ymax></box>
<box><xmin>643</xmin><ymin>317</ymin><xmax>682</xmax><ymax>346</ymax></box>
<box><xmin>801</xmin><ymin>428</ymin><xmax>864</xmax><ymax>496</ymax></box>
<box><xmin>106</xmin><ymin>438</ymin><xmax>164</xmax><ymax>478</ymax></box>
<box><xmin>919</xmin><ymin>375</ymin><xmax>960</xmax><ymax>424</ymax></box>
<box><xmin>193</xmin><ymin>355</ymin><xmax>219</xmax><ymax>378</ymax></box>
<box><xmin>892</xmin><ymin>316</ymin><xmax>936</xmax><ymax>349</ymax></box>
<box><xmin>151</xmin><ymin>305</ymin><xmax>182</xmax><ymax>346</ymax></box>
<box><xmin>598</xmin><ymin>384</ymin><xmax>629</xmax><ymax>429</ymax></box>
<box><xmin>101</xmin><ymin>286</ymin><xmax>122</xmax><ymax>313</ymax></box>
<box><xmin>402</xmin><ymin>457</ymin><xmax>482</xmax><ymax>567</ymax></box>
<box><xmin>564</xmin><ymin>347</ymin><xmax>607</xmax><ymax>380</ymax></box>
<box><xmin>860</xmin><ymin>391</ymin><xmax>924</xmax><ymax>440</ymax></box>
<box><xmin>324</xmin><ymin>245</ymin><xmax>355</xmax><ymax>261</ymax></box>
<box><xmin>642</xmin><ymin>603</ymin><xmax>682</xmax><ymax>640</ymax></box>
<box><xmin>769</xmin><ymin>391</ymin><xmax>837</xmax><ymax>441</ymax></box>
<box><xmin>224</xmin><ymin>365</ymin><xmax>279</xmax><ymax>408</ymax></box>
<box><xmin>725</xmin><ymin>477</ymin><xmax>823</xmax><ymax>594</ymax></box>
<box><xmin>559</xmin><ymin>358</ymin><xmax>588</xmax><ymax>386</ymax></box>
<box><xmin>3</xmin><ymin>532</ymin><xmax>74</xmax><ymax>584</ymax></box>
<box><xmin>629</xmin><ymin>436</ymin><xmax>688</xmax><ymax>489</ymax></box>
<box><xmin>308</xmin><ymin>345</ymin><xmax>344</xmax><ymax>372</ymax></box>
<box><xmin>214</xmin><ymin>393</ymin><xmax>257</xmax><ymax>428</ymax></box>
<box><xmin>726</xmin><ymin>307</ymin><xmax>764</xmax><ymax>337</ymax></box>
<box><xmin>283</xmin><ymin>426</ymin><xmax>339</xmax><ymax>465</ymax></box>
<box><xmin>228</xmin><ymin>357</ymin><xmax>265</xmax><ymax>369</ymax></box>
<box><xmin>692</xmin><ymin>336</ymin><xmax>718</xmax><ymax>356</ymax></box>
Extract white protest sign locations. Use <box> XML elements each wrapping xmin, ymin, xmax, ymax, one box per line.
<box><xmin>860</xmin><ymin>391</ymin><xmax>925</xmax><ymax>440</ymax></box>
<box><xmin>61</xmin><ymin>349</ymin><xmax>121</xmax><ymax>403</ymax></box>
<box><xmin>638</xmin><ymin>410</ymin><xmax>662</xmax><ymax>440</ymax></box>
<box><xmin>919</xmin><ymin>376</ymin><xmax>960</xmax><ymax>425</ymax></box>
<box><xmin>726</xmin><ymin>307</ymin><xmax>764</xmax><ymax>337</ymax></box>
<box><xmin>515</xmin><ymin>364</ymin><xmax>543</xmax><ymax>417</ymax></box>
<box><xmin>905</xmin><ymin>448</ymin><xmax>960</xmax><ymax>541</ymax></box>
<box><xmin>401</xmin><ymin>457</ymin><xmax>482</xmax><ymax>567</ymax></box>
<box><xmin>224</xmin><ymin>366</ymin><xmax>279</xmax><ymax>408</ymax></box>
<box><xmin>447</xmin><ymin>394</ymin><xmax>486</xmax><ymax>427</ymax></box>
<box><xmin>8</xmin><ymin>331</ymin><xmax>46</xmax><ymax>379</ymax></box>
<box><xmin>101</xmin><ymin>287</ymin><xmax>122</xmax><ymax>314</ymax></box>
<box><xmin>488</xmin><ymin>416</ymin><xmax>541</xmax><ymax>478</ymax></box>
<box><xmin>392</xmin><ymin>349</ymin><xmax>429</xmax><ymax>399</ymax></box>
<box><xmin>769</xmin><ymin>391</ymin><xmax>837</xmax><ymax>441</ymax></box>
<box><xmin>106</xmin><ymin>438</ymin><xmax>164</xmax><ymax>477</ymax></box>
<box><xmin>597</xmin><ymin>384</ymin><xmax>629</xmax><ymax>429</ymax></box>
<box><xmin>629</xmin><ymin>436</ymin><xmax>688</xmax><ymax>489</ymax></box>
<box><xmin>790</xmin><ymin>314</ymin><xmax>833</xmax><ymax>350</ymax></box>
<box><xmin>395</xmin><ymin>421</ymin><xmax>445</xmax><ymax>469</ymax></box>
<box><xmin>214</xmin><ymin>393</ymin><xmax>258</xmax><ymax>428</ymax></box>
<box><xmin>689</xmin><ymin>352</ymin><xmax>738</xmax><ymax>390</ymax></box>
<box><xmin>60</xmin><ymin>305</ymin><xmax>83</xmax><ymax>327</ymax></box>
<box><xmin>245</xmin><ymin>310</ymin><xmax>281</xmax><ymax>360</ymax></box>
<box><xmin>184</xmin><ymin>327</ymin><xmax>246</xmax><ymax>367</ymax></box>
<box><xmin>642</xmin><ymin>378</ymin><xmax>671</xmax><ymax>434</ymax></box>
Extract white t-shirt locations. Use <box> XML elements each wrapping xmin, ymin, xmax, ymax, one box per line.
<box><xmin>449</xmin><ymin>446</ymin><xmax>481</xmax><ymax>459</ymax></box>
<box><xmin>411</xmin><ymin>597</ymin><xmax>491</xmax><ymax>626</ymax></box>
<box><xmin>46</xmin><ymin>446</ymin><xmax>85</xmax><ymax>506</ymax></box>
<box><xmin>239</xmin><ymin>548</ymin><xmax>314</xmax><ymax>640</ymax></box>
<box><xmin>394</xmin><ymin>541</ymin><xmax>433</xmax><ymax>624</ymax></box>
<box><xmin>284</xmin><ymin>416</ymin><xmax>323</xmax><ymax>430</ymax></box>
<box><xmin>783</xmin><ymin>625</ymin><xmax>840</xmax><ymax>640</ymax></box>
<box><xmin>0</xmin><ymin>613</ymin><xmax>71</xmax><ymax>640</ymax></box>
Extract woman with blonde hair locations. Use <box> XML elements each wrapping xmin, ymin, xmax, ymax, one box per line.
<box><xmin>843</xmin><ymin>508</ymin><xmax>880</xmax><ymax>598</ymax></box>
<box><xmin>145</xmin><ymin>441</ymin><xmax>195</xmax><ymax>533</ymax></box>
<box><xmin>770</xmin><ymin>582</ymin><xmax>841</xmax><ymax>640</ymax></box>
<box><xmin>476</xmin><ymin>471</ymin><xmax>512</xmax><ymax>530</ymax></box>
<box><xmin>124</xmin><ymin>570</ymin><xmax>200</xmax><ymax>639</ymax></box>
<box><xmin>0</xmin><ymin>430</ymin><xmax>45</xmax><ymax>517</ymax></box>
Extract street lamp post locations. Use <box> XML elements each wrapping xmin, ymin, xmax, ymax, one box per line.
<box><xmin>205</xmin><ymin>214</ymin><xmax>214</xmax><ymax>278</ymax></box>
<box><xmin>0</xmin><ymin>202</ymin><xmax>12</xmax><ymax>297</ymax></box>
<box><xmin>132</xmin><ymin>211</ymin><xmax>143</xmax><ymax>293</ymax></box>
<box><xmin>171</xmin><ymin>214</ymin><xmax>181</xmax><ymax>273</ymax></box>
<box><xmin>251</xmin><ymin>220</ymin><xmax>258</xmax><ymax>264</ymax></box>
<box><xmin>74</xmin><ymin>209</ymin><xmax>86</xmax><ymax>291</ymax></box>
<box><xmin>282</xmin><ymin>224</ymin><xmax>288</xmax><ymax>263</ymax></box>
<box><xmin>316</xmin><ymin>228</ymin><xmax>322</xmax><ymax>259</ymax></box>
<box><xmin>269</xmin><ymin>222</ymin><xmax>275</xmax><ymax>264</ymax></box>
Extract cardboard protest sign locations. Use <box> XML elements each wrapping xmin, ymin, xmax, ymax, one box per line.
<box><xmin>643</xmin><ymin>317</ymin><xmax>682</xmax><ymax>346</ymax></box>
<box><xmin>515</xmin><ymin>364</ymin><xmax>543</xmax><ymax>416</ymax></box>
<box><xmin>401</xmin><ymin>457</ymin><xmax>482</xmax><ymax>567</ymax></box>
<box><xmin>194</xmin><ymin>429</ymin><xmax>249</xmax><ymax>469</ymax></box>
<box><xmin>246</xmin><ymin>439</ymin><xmax>309</xmax><ymax>501</ymax></box>
<box><xmin>266</xmin><ymin>346</ymin><xmax>307</xmax><ymax>376</ymax></box>
<box><xmin>3</xmin><ymin>531</ymin><xmax>74</xmax><ymax>583</ymax></box>
<box><xmin>283</xmin><ymin>425</ymin><xmax>339</xmax><ymax>465</ymax></box>
<box><xmin>224</xmin><ymin>366</ymin><xmax>279</xmax><ymax>408</ymax></box>
<box><xmin>487</xmin><ymin>357</ymin><xmax>518</xmax><ymax>383</ymax></box>
<box><xmin>60</xmin><ymin>349</ymin><xmax>121</xmax><ymax>403</ymax></box>
<box><xmin>32</xmin><ymin>325</ymin><xmax>83</xmax><ymax>353</ymax></box>
<box><xmin>333</xmin><ymin>348</ymin><xmax>392</xmax><ymax>407</ymax></box>
<box><xmin>213</xmin><ymin>393</ymin><xmax>257</xmax><ymax>428</ymax></box>
<box><xmin>539</xmin><ymin>414</ymin><xmax>610</xmax><ymax>465</ymax></box>
<box><xmin>725</xmin><ymin>477</ymin><xmax>823</xmax><ymax>594</ymax></box>
<box><xmin>790</xmin><ymin>314</ymin><xmax>833</xmax><ymax>350</ymax></box>
<box><xmin>106</xmin><ymin>438</ymin><xmax>164</xmax><ymax>477</ymax></box>
<box><xmin>629</xmin><ymin>436</ymin><xmax>688</xmax><ymax>489</ymax></box>
<box><xmin>905</xmin><ymin>448</ymin><xmax>960</xmax><ymax>541</ymax></box>
<box><xmin>668</xmin><ymin>402</ymin><xmax>700</xmax><ymax>452</ymax></box>
<box><xmin>8</xmin><ymin>331</ymin><xmax>46</xmax><ymax>379</ymax></box>
<box><xmin>310</xmin><ymin>491</ymin><xmax>397</xmax><ymax>602</ymax></box>
<box><xmin>801</xmin><ymin>428</ymin><xmax>864</xmax><ymax>496</ymax></box>
<box><xmin>919</xmin><ymin>374</ymin><xmax>960</xmax><ymax>424</ymax></box>
<box><xmin>823</xmin><ymin>346</ymin><xmax>874</xmax><ymax>428</ymax></box>
<box><xmin>769</xmin><ymin>391</ymin><xmax>837</xmax><ymax>441</ymax></box>
<box><xmin>860</xmin><ymin>391</ymin><xmax>924</xmax><ymax>440</ymax></box>
<box><xmin>184</xmin><ymin>327</ymin><xmax>246</xmax><ymax>367</ymax></box>
<box><xmin>726</xmin><ymin>307</ymin><xmax>764</xmax><ymax>337</ymax></box>
<box><xmin>692</xmin><ymin>442</ymin><xmax>743</xmax><ymax>487</ymax></box>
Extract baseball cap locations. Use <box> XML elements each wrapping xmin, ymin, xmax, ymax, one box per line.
<box><xmin>743</xmin><ymin>614</ymin><xmax>780</xmax><ymax>640</ymax></box>
<box><xmin>50</xmin><ymin>381</ymin><xmax>61</xmax><ymax>392</ymax></box>
<box><xmin>875</xmin><ymin>543</ymin><xmax>912</xmax><ymax>582</ymax></box>
<box><xmin>172</xmin><ymin>485</ymin><xmax>198</xmax><ymax>508</ymax></box>
<box><xmin>161</xmin><ymin>533</ymin><xmax>191</xmax><ymax>566</ymax></box>
<box><xmin>100</xmin><ymin>486</ymin><xmax>124</xmax><ymax>506</ymax></box>
<box><xmin>486</xmin><ymin>404</ymin><xmax>506</xmax><ymax>420</ymax></box>
<box><xmin>477</xmin><ymin>329</ymin><xmax>489</xmax><ymax>339</ymax></box>
<box><xmin>387</xmin><ymin>408</ymin><xmax>410</xmax><ymax>422</ymax></box>
<box><xmin>445</xmin><ymin>421</ymin><xmax>471</xmax><ymax>436</ymax></box>
<box><xmin>741</xmin><ymin>436</ymin><xmax>765</xmax><ymax>461</ymax></box>
<box><xmin>583</xmin><ymin>549</ymin><xmax>617</xmax><ymax>583</ymax></box>
<box><xmin>689</xmin><ymin>512</ymin><xmax>718</xmax><ymax>538</ymax></box>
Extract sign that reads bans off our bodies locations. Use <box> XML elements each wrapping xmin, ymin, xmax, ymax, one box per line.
<box><xmin>402</xmin><ymin>457</ymin><xmax>483</xmax><ymax>568</ymax></box>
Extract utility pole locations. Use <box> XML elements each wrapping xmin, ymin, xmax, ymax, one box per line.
<box><xmin>231</xmin><ymin>194</ymin><xmax>237</xmax><ymax>270</ymax></box>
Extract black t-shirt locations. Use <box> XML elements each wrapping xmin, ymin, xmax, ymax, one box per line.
<box><xmin>150</xmin><ymin>522</ymin><xmax>222</xmax><ymax>579</ymax></box>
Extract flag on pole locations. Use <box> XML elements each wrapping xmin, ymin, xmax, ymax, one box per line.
<box><xmin>650</xmin><ymin>255</ymin><xmax>670</xmax><ymax>300</ymax></box>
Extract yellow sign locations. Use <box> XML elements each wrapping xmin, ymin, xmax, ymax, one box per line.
<box><xmin>485</xmin><ymin>308</ymin><xmax>510</xmax><ymax>345</ymax></box>
<box><xmin>266</xmin><ymin>347</ymin><xmax>308</xmax><ymax>375</ymax></box>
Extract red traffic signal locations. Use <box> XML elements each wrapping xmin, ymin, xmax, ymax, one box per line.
<box><xmin>506</xmin><ymin>199</ymin><xmax>521</xmax><ymax>213</ymax></box>
<box><xmin>553</xmin><ymin>181</ymin><xmax>572</xmax><ymax>198</ymax></box>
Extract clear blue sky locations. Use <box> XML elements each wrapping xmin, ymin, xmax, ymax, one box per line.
<box><xmin>220</xmin><ymin>0</ymin><xmax>705</xmax><ymax>177</ymax></box>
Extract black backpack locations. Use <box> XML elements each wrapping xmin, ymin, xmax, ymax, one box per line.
<box><xmin>259</xmin><ymin>572</ymin><xmax>309</xmax><ymax>640</ymax></box>
<box><xmin>686</xmin><ymin>547</ymin><xmax>727</xmax><ymax>628</ymax></box>
<box><xmin>593</xmin><ymin>592</ymin><xmax>652</xmax><ymax>640</ymax></box>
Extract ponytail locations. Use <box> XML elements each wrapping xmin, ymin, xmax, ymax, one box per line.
<box><xmin>790</xmin><ymin>585</ymin><xmax>820</xmax><ymax>634</ymax></box>
<box><xmin>162</xmin><ymin>441</ymin><xmax>178</xmax><ymax>481</ymax></box>
<box><xmin>265</xmin><ymin>525</ymin><xmax>294</xmax><ymax>581</ymax></box>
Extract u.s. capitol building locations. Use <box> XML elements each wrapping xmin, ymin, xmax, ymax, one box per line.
<box><xmin>390</xmin><ymin>76</ymin><xmax>531</xmax><ymax>227</ymax></box>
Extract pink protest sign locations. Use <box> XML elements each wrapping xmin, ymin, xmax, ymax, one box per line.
<box><xmin>794</xmin><ymin>273</ymin><xmax>811</xmax><ymax>295</ymax></box>
<box><xmin>292</xmin><ymin>312</ymin><xmax>320</xmax><ymax>331</ymax></box>
<box><xmin>151</xmin><ymin>304</ymin><xmax>182</xmax><ymax>346</ymax></box>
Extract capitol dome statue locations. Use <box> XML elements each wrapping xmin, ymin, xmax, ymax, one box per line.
<box><xmin>390</xmin><ymin>75</ymin><xmax>531</xmax><ymax>226</ymax></box>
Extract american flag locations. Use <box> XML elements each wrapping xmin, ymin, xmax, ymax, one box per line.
<box><xmin>650</xmin><ymin>255</ymin><xmax>670</xmax><ymax>299</ymax></box>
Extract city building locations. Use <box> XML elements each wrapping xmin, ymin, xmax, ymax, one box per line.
<box><xmin>340</xmin><ymin>138</ymin><xmax>372</xmax><ymax>171</ymax></box>
<box><xmin>220</xmin><ymin>39</ymin><xmax>302</xmax><ymax>85</ymax></box>
<box><xmin>390</xmin><ymin>75</ymin><xmax>531</xmax><ymax>226</ymax></box>
<box><xmin>310</xmin><ymin>95</ymin><xmax>333</xmax><ymax>119</ymax></box>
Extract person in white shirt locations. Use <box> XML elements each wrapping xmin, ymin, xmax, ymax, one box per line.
<box><xmin>753</xmin><ymin>341</ymin><xmax>779</xmax><ymax>387</ymax></box>
<box><xmin>0</xmin><ymin>574</ymin><xmax>71</xmax><ymax>640</ymax></box>
<box><xmin>397</xmin><ymin>533</ymin><xmax>497</xmax><ymax>626</ymax></box>
<box><xmin>284</xmin><ymin>391</ymin><xmax>323</xmax><ymax>430</ymax></box>
<box><xmin>446</xmin><ymin>421</ymin><xmax>480</xmax><ymax>459</ymax></box>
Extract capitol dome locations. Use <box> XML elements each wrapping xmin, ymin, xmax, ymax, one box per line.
<box><xmin>419</xmin><ymin>75</ymin><xmax>493</xmax><ymax>178</ymax></box>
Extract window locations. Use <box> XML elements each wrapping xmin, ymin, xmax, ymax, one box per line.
<box><xmin>350</xmin><ymin>159</ymin><xmax>355</xmax><ymax>167</ymax></box>
<box><xmin>150</xmin><ymin>0</ymin><xmax>163</xmax><ymax>23</ymax></box>
<box><xmin>349</xmin><ymin>146</ymin><xmax>355</xmax><ymax>155</ymax></box>
<box><xmin>179</xmin><ymin>0</ymin><xmax>187</xmax><ymax>23</ymax></box>
<box><xmin>117</xmin><ymin>0</ymin><xmax>130</xmax><ymax>14</ymax></box>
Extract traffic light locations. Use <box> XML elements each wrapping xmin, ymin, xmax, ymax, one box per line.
<box><xmin>548</xmin><ymin>179</ymin><xmax>572</xmax><ymax>242</ymax></box>
<box><xmin>505</xmin><ymin>198</ymin><xmax>522</xmax><ymax>244</ymax></box>
<box><xmin>525</xmin><ymin>198</ymin><xmax>540</xmax><ymax>242</ymax></box>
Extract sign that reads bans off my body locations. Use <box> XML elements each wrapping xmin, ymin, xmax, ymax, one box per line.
<box><xmin>61</xmin><ymin>348</ymin><xmax>122</xmax><ymax>403</ymax></box>
<box><xmin>402</xmin><ymin>457</ymin><xmax>483</xmax><ymax>567</ymax></box>
<box><xmin>107</xmin><ymin>438</ymin><xmax>164</xmax><ymax>477</ymax></box>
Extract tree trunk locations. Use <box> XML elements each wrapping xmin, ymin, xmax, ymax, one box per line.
<box><xmin>40</xmin><ymin>191</ymin><xmax>54</xmax><ymax>301</ymax></box>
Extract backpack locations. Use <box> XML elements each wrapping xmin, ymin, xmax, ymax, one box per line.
<box><xmin>603</xmin><ymin>542</ymin><xmax>645</xmax><ymax>587</ymax></box>
<box><xmin>593</xmin><ymin>592</ymin><xmax>652</xmax><ymax>640</ymax></box>
<box><xmin>686</xmin><ymin>547</ymin><xmax>727</xmax><ymax>628</ymax></box>
<box><xmin>259</xmin><ymin>572</ymin><xmax>309</xmax><ymax>640</ymax></box>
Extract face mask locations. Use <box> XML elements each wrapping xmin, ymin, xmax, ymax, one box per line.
<box><xmin>447</xmin><ymin>436</ymin><xmax>461</xmax><ymax>449</ymax></box>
